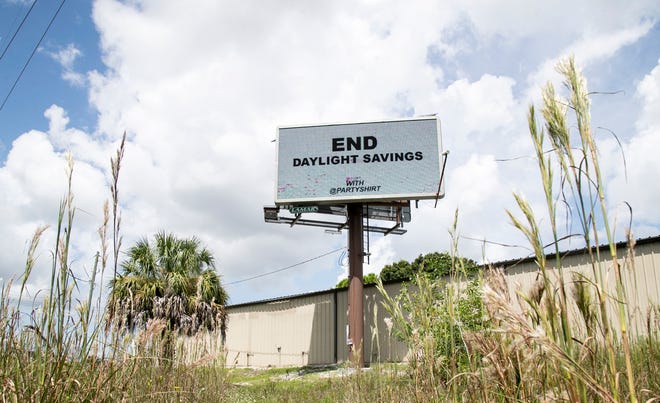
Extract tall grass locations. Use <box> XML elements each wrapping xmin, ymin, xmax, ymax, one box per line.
<box><xmin>506</xmin><ymin>56</ymin><xmax>638</xmax><ymax>401</ymax></box>
<box><xmin>0</xmin><ymin>135</ymin><xmax>233</xmax><ymax>401</ymax></box>
<box><xmin>376</xmin><ymin>210</ymin><xmax>488</xmax><ymax>401</ymax></box>
<box><xmin>0</xmin><ymin>153</ymin><xmax>122</xmax><ymax>401</ymax></box>
<box><xmin>376</xmin><ymin>57</ymin><xmax>659</xmax><ymax>402</ymax></box>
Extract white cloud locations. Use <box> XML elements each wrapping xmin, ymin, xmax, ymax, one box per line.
<box><xmin>526</xmin><ymin>21</ymin><xmax>656</xmax><ymax>98</ymax></box>
<box><xmin>431</xmin><ymin>74</ymin><xmax>518</xmax><ymax>141</ymax></box>
<box><xmin>0</xmin><ymin>108</ymin><xmax>110</xmax><ymax>299</ymax></box>
<box><xmin>456</xmin><ymin>0</ymin><xmax>658</xmax><ymax>41</ymax></box>
<box><xmin>635</xmin><ymin>58</ymin><xmax>660</xmax><ymax>131</ymax></box>
<box><xmin>48</xmin><ymin>44</ymin><xmax>86</xmax><ymax>87</ymax></box>
<box><xmin>606</xmin><ymin>59</ymin><xmax>660</xmax><ymax>231</ymax></box>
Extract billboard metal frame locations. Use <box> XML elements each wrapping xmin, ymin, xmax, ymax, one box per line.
<box><xmin>263</xmin><ymin>201</ymin><xmax>410</xmax><ymax>236</ymax></box>
<box><xmin>265</xmin><ymin>116</ymin><xmax>448</xmax><ymax>368</ymax></box>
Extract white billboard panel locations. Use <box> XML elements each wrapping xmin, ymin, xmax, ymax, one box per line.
<box><xmin>275</xmin><ymin>116</ymin><xmax>444</xmax><ymax>205</ymax></box>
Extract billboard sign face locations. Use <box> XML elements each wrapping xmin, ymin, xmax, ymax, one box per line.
<box><xmin>275</xmin><ymin>116</ymin><xmax>443</xmax><ymax>205</ymax></box>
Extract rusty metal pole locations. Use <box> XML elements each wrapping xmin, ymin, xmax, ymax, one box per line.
<box><xmin>347</xmin><ymin>203</ymin><xmax>364</xmax><ymax>367</ymax></box>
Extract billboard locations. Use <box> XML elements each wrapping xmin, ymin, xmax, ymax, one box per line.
<box><xmin>275</xmin><ymin>116</ymin><xmax>444</xmax><ymax>205</ymax></box>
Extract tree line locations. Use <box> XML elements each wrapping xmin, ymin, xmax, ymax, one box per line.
<box><xmin>336</xmin><ymin>251</ymin><xmax>479</xmax><ymax>288</ymax></box>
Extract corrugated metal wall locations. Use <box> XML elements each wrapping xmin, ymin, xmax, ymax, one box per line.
<box><xmin>226</xmin><ymin>292</ymin><xmax>331</xmax><ymax>367</ymax></box>
<box><xmin>501</xmin><ymin>240</ymin><xmax>660</xmax><ymax>338</ymax></box>
<box><xmin>224</xmin><ymin>282</ymin><xmax>408</xmax><ymax>367</ymax></box>
<box><xmin>222</xmin><ymin>238</ymin><xmax>660</xmax><ymax>368</ymax></box>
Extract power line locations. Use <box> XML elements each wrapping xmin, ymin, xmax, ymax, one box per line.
<box><xmin>0</xmin><ymin>0</ymin><xmax>38</xmax><ymax>61</ymax></box>
<box><xmin>0</xmin><ymin>0</ymin><xmax>66</xmax><ymax>113</ymax></box>
<box><xmin>225</xmin><ymin>247</ymin><xmax>346</xmax><ymax>286</ymax></box>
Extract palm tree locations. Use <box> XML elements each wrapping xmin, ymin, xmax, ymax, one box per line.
<box><xmin>107</xmin><ymin>232</ymin><xmax>228</xmax><ymax>336</ymax></box>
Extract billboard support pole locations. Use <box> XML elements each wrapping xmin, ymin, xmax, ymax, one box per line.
<box><xmin>347</xmin><ymin>203</ymin><xmax>364</xmax><ymax>368</ymax></box>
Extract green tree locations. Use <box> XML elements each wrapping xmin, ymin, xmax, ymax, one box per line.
<box><xmin>380</xmin><ymin>252</ymin><xmax>479</xmax><ymax>282</ymax></box>
<box><xmin>336</xmin><ymin>272</ymin><xmax>378</xmax><ymax>288</ymax></box>
<box><xmin>379</xmin><ymin>259</ymin><xmax>413</xmax><ymax>282</ymax></box>
<box><xmin>107</xmin><ymin>232</ymin><xmax>228</xmax><ymax>336</ymax></box>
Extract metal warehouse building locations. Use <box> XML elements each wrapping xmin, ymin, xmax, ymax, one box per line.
<box><xmin>222</xmin><ymin>236</ymin><xmax>660</xmax><ymax>368</ymax></box>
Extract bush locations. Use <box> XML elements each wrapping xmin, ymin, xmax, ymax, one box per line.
<box><xmin>378</xmin><ymin>271</ymin><xmax>488</xmax><ymax>394</ymax></box>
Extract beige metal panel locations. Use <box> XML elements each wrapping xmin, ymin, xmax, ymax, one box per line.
<box><xmin>624</xmin><ymin>242</ymin><xmax>660</xmax><ymax>335</ymax></box>
<box><xmin>334</xmin><ymin>282</ymin><xmax>409</xmax><ymax>365</ymax></box>
<box><xmin>635</xmin><ymin>242</ymin><xmax>660</xmax><ymax>308</ymax></box>
<box><xmin>307</xmin><ymin>292</ymin><xmax>335</xmax><ymax>365</ymax></box>
<box><xmin>335</xmin><ymin>288</ymin><xmax>349</xmax><ymax>363</ymax></box>
<box><xmin>256</xmin><ymin>298</ymin><xmax>313</xmax><ymax>367</ymax></box>
<box><xmin>225</xmin><ymin>311</ymin><xmax>251</xmax><ymax>366</ymax></box>
<box><xmin>363</xmin><ymin>282</ymin><xmax>409</xmax><ymax>364</ymax></box>
<box><xmin>363</xmin><ymin>286</ymin><xmax>377</xmax><ymax>363</ymax></box>
<box><xmin>225</xmin><ymin>293</ymin><xmax>338</xmax><ymax>367</ymax></box>
<box><xmin>501</xmin><ymin>242</ymin><xmax>660</xmax><ymax>339</ymax></box>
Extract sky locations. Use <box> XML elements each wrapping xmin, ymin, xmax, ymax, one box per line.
<box><xmin>0</xmin><ymin>0</ymin><xmax>658</xmax><ymax>306</ymax></box>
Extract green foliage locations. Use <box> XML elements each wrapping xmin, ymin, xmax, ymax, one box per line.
<box><xmin>108</xmin><ymin>232</ymin><xmax>228</xmax><ymax>335</ymax></box>
<box><xmin>372</xmin><ymin>249</ymin><xmax>487</xmax><ymax>394</ymax></box>
<box><xmin>378</xmin><ymin>273</ymin><xmax>488</xmax><ymax>387</ymax></box>
<box><xmin>379</xmin><ymin>252</ymin><xmax>478</xmax><ymax>282</ymax></box>
<box><xmin>364</xmin><ymin>273</ymin><xmax>378</xmax><ymax>285</ymax></box>
<box><xmin>335</xmin><ymin>272</ymin><xmax>378</xmax><ymax>288</ymax></box>
<box><xmin>378</xmin><ymin>260</ymin><xmax>413</xmax><ymax>282</ymax></box>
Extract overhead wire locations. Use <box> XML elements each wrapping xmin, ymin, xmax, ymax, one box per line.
<box><xmin>0</xmin><ymin>0</ymin><xmax>67</xmax><ymax>113</ymax></box>
<box><xmin>225</xmin><ymin>247</ymin><xmax>346</xmax><ymax>285</ymax></box>
<box><xmin>0</xmin><ymin>0</ymin><xmax>38</xmax><ymax>61</ymax></box>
